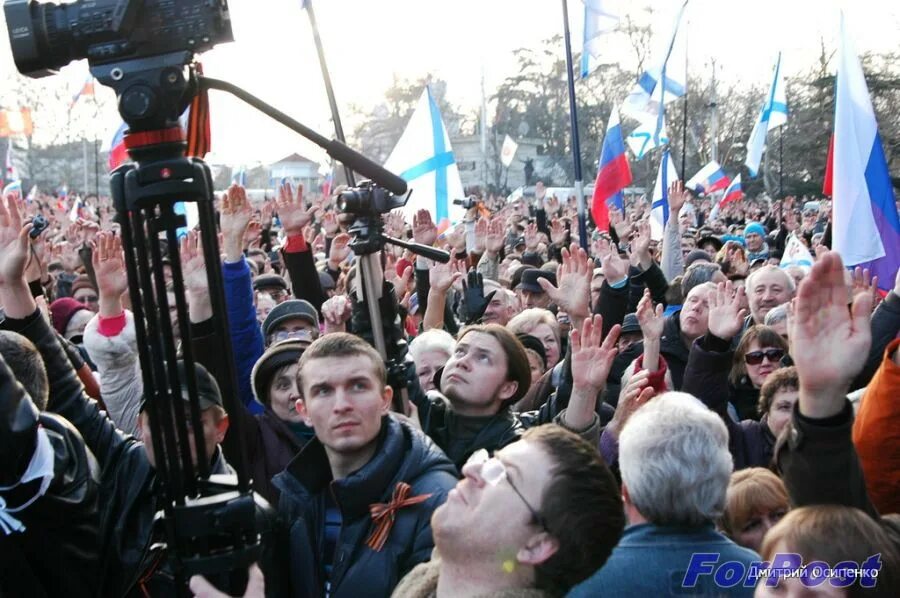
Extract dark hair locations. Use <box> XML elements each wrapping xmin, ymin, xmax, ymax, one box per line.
<box><xmin>760</xmin><ymin>505</ymin><xmax>900</xmax><ymax>598</ymax></box>
<box><xmin>681</xmin><ymin>262</ymin><xmax>723</xmax><ymax>301</ymax></box>
<box><xmin>758</xmin><ymin>366</ymin><xmax>799</xmax><ymax>415</ymax></box>
<box><xmin>665</xmin><ymin>275</ymin><xmax>683</xmax><ymax>306</ymax></box>
<box><xmin>0</xmin><ymin>331</ymin><xmax>48</xmax><ymax>410</ymax></box>
<box><xmin>296</xmin><ymin>332</ymin><xmax>385</xmax><ymax>393</ymax></box>
<box><xmin>525</xmin><ymin>425</ymin><xmax>625</xmax><ymax>595</ymax></box>
<box><xmin>457</xmin><ymin>323</ymin><xmax>531</xmax><ymax>407</ymax></box>
<box><xmin>730</xmin><ymin>325</ymin><xmax>789</xmax><ymax>386</ymax></box>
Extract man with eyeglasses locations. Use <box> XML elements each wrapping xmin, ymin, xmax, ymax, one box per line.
<box><xmin>392</xmin><ymin>425</ymin><xmax>625</xmax><ymax>597</ymax></box>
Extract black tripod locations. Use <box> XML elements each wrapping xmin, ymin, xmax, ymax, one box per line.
<box><xmin>94</xmin><ymin>49</ymin><xmax>449</xmax><ymax>593</ymax></box>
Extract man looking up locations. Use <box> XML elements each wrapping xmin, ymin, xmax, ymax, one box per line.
<box><xmin>393</xmin><ymin>425</ymin><xmax>625</xmax><ymax>597</ymax></box>
<box><xmin>273</xmin><ymin>333</ymin><xmax>457</xmax><ymax>598</ymax></box>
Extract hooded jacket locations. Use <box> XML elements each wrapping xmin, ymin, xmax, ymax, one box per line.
<box><xmin>2</xmin><ymin>308</ymin><xmax>238</xmax><ymax>597</ymax></box>
<box><xmin>0</xmin><ymin>349</ymin><xmax>101</xmax><ymax>598</ymax></box>
<box><xmin>273</xmin><ymin>416</ymin><xmax>458</xmax><ymax>598</ymax></box>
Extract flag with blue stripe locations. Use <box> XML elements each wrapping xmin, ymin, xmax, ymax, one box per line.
<box><xmin>650</xmin><ymin>149</ymin><xmax>680</xmax><ymax>240</ymax></box>
<box><xmin>621</xmin><ymin>1</ymin><xmax>689</xmax><ymax>126</ymax></box>
<box><xmin>745</xmin><ymin>52</ymin><xmax>788</xmax><ymax>177</ymax></box>
<box><xmin>580</xmin><ymin>1</ymin><xmax>620</xmax><ymax>78</ymax></box>
<box><xmin>384</xmin><ymin>87</ymin><xmax>464</xmax><ymax>224</ymax></box>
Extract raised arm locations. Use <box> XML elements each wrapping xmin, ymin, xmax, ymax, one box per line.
<box><xmin>776</xmin><ymin>251</ymin><xmax>877</xmax><ymax>517</ymax></box>
<box><xmin>83</xmin><ymin>231</ymin><xmax>143</xmax><ymax>434</ymax></box>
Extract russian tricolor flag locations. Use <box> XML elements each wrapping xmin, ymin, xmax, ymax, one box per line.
<box><xmin>591</xmin><ymin>105</ymin><xmax>632</xmax><ymax>231</ymax></box>
<box><xmin>721</xmin><ymin>175</ymin><xmax>743</xmax><ymax>205</ymax></box>
<box><xmin>686</xmin><ymin>161</ymin><xmax>730</xmax><ymax>195</ymax></box>
<box><xmin>824</xmin><ymin>15</ymin><xmax>900</xmax><ymax>291</ymax></box>
<box><xmin>107</xmin><ymin>123</ymin><xmax>128</xmax><ymax>171</ymax></box>
<box><xmin>710</xmin><ymin>175</ymin><xmax>743</xmax><ymax>221</ymax></box>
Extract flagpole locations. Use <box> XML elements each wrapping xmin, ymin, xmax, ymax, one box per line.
<box><xmin>681</xmin><ymin>17</ymin><xmax>689</xmax><ymax>177</ymax></box>
<box><xmin>303</xmin><ymin>0</ymin><xmax>355</xmax><ymax>187</ymax></box>
<box><xmin>778</xmin><ymin>126</ymin><xmax>784</xmax><ymax>197</ymax></box>
<box><xmin>560</xmin><ymin>0</ymin><xmax>588</xmax><ymax>250</ymax></box>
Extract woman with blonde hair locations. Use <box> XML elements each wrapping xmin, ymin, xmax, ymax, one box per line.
<box><xmin>719</xmin><ymin>468</ymin><xmax>789</xmax><ymax>553</ymax></box>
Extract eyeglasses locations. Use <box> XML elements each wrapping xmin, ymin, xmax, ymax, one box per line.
<box><xmin>744</xmin><ymin>349</ymin><xmax>785</xmax><ymax>366</ymax></box>
<box><xmin>79</xmin><ymin>295</ymin><xmax>99</xmax><ymax>303</ymax></box>
<box><xmin>267</xmin><ymin>329</ymin><xmax>315</xmax><ymax>344</ymax></box>
<box><xmin>465</xmin><ymin>449</ymin><xmax>548</xmax><ymax>532</ymax></box>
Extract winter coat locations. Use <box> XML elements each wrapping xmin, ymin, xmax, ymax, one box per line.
<box><xmin>567</xmin><ymin>523</ymin><xmax>759</xmax><ymax>597</ymax></box>
<box><xmin>205</xmin><ymin>258</ymin><xmax>306</xmax><ymax>503</ymax></box>
<box><xmin>391</xmin><ymin>558</ymin><xmax>554</xmax><ymax>598</ymax></box>
<box><xmin>0</xmin><ymin>348</ymin><xmax>101</xmax><ymax>598</ymax></box>
<box><xmin>83</xmin><ymin>309</ymin><xmax>143</xmax><ymax>434</ymax></box>
<box><xmin>682</xmin><ymin>333</ymin><xmax>775</xmax><ymax>469</ymax></box>
<box><xmin>775</xmin><ymin>399</ymin><xmax>900</xmax><ymax>552</ymax></box>
<box><xmin>853</xmin><ymin>339</ymin><xmax>900</xmax><ymax>515</ymax></box>
<box><xmin>3</xmin><ymin>308</ymin><xmax>243</xmax><ymax>597</ymax></box>
<box><xmin>273</xmin><ymin>416</ymin><xmax>458</xmax><ymax>598</ymax></box>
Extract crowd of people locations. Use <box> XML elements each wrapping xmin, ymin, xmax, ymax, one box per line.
<box><xmin>1</xmin><ymin>177</ymin><xmax>898</xmax><ymax>597</ymax></box>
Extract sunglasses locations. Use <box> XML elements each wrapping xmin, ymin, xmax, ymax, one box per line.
<box><xmin>744</xmin><ymin>349</ymin><xmax>785</xmax><ymax>366</ymax></box>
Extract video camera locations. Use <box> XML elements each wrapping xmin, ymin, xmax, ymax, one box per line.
<box><xmin>337</xmin><ymin>180</ymin><xmax>407</xmax><ymax>218</ymax></box>
<box><xmin>453</xmin><ymin>195</ymin><xmax>480</xmax><ymax>210</ymax></box>
<box><xmin>4</xmin><ymin>0</ymin><xmax>232</xmax><ymax>78</ymax></box>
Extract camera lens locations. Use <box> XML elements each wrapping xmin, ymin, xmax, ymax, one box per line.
<box><xmin>5</xmin><ymin>0</ymin><xmax>78</xmax><ymax>77</ymax></box>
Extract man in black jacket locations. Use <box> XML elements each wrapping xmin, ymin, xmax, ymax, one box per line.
<box><xmin>0</xmin><ymin>197</ymin><xmax>248</xmax><ymax>597</ymax></box>
<box><xmin>0</xmin><ymin>336</ymin><xmax>101</xmax><ymax>598</ymax></box>
<box><xmin>273</xmin><ymin>332</ymin><xmax>458</xmax><ymax>597</ymax></box>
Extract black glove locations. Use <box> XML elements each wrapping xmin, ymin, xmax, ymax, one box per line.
<box><xmin>462</xmin><ymin>269</ymin><xmax>496</xmax><ymax>325</ymax></box>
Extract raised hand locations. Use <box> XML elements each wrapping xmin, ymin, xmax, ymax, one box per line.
<box><xmin>328</xmin><ymin>232</ymin><xmax>353</xmax><ymax>269</ymax></box>
<box><xmin>221</xmin><ymin>184</ymin><xmax>254</xmax><ymax>261</ymax></box>
<box><xmin>667</xmin><ymin>180</ymin><xmax>688</xmax><ymax>215</ymax></box>
<box><xmin>0</xmin><ymin>193</ymin><xmax>30</xmax><ymax>287</ymax></box>
<box><xmin>412</xmin><ymin>209</ymin><xmax>437</xmax><ymax>246</ymax></box>
<box><xmin>707</xmin><ymin>281</ymin><xmax>748</xmax><ymax>341</ymax></box>
<box><xmin>635</xmin><ymin>288</ymin><xmax>665</xmax><ymax>342</ymax></box>
<box><xmin>790</xmin><ymin>251</ymin><xmax>873</xmax><ymax>418</ymax></box>
<box><xmin>849</xmin><ymin>266</ymin><xmax>878</xmax><ymax>308</ymax></box>
<box><xmin>387</xmin><ymin>211</ymin><xmax>408</xmax><ymax>238</ymax></box>
<box><xmin>276</xmin><ymin>182</ymin><xmax>317</xmax><ymax>236</ymax></box>
<box><xmin>608</xmin><ymin>369</ymin><xmax>656</xmax><ymax>438</ymax></box>
<box><xmin>462</xmin><ymin>269</ymin><xmax>496</xmax><ymax>325</ymax></box>
<box><xmin>429</xmin><ymin>250</ymin><xmax>465</xmax><ymax>294</ymax></box>
<box><xmin>570</xmin><ymin>315</ymin><xmax>621</xmax><ymax>394</ymax></box>
<box><xmin>595</xmin><ymin>237</ymin><xmax>628</xmax><ymax>285</ymax></box>
<box><xmin>544</xmin><ymin>194</ymin><xmax>561</xmax><ymax>215</ymax></box>
<box><xmin>549</xmin><ymin>218</ymin><xmax>567</xmax><ymax>245</ymax></box>
<box><xmin>537</xmin><ymin>243</ymin><xmax>592</xmax><ymax>321</ymax></box>
<box><xmin>180</xmin><ymin>229</ymin><xmax>209</xmax><ymax>295</ymax></box>
<box><xmin>609</xmin><ymin>208</ymin><xmax>631</xmax><ymax>241</ymax></box>
<box><xmin>473</xmin><ymin>218</ymin><xmax>488</xmax><ymax>254</ymax></box>
<box><xmin>445</xmin><ymin>223</ymin><xmax>467</xmax><ymax>253</ymax></box>
<box><xmin>523</xmin><ymin>222</ymin><xmax>539</xmax><ymax>251</ymax></box>
<box><xmin>92</xmin><ymin>232</ymin><xmax>128</xmax><ymax>315</ymax></box>
<box><xmin>485</xmin><ymin>217</ymin><xmax>505</xmax><ymax>256</ymax></box>
<box><xmin>628</xmin><ymin>218</ymin><xmax>652</xmax><ymax>270</ymax></box>
<box><xmin>321</xmin><ymin>294</ymin><xmax>352</xmax><ymax>334</ymax></box>
<box><xmin>321</xmin><ymin>211</ymin><xmax>340</xmax><ymax>236</ymax></box>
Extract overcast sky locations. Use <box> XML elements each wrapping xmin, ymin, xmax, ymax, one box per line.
<box><xmin>1</xmin><ymin>0</ymin><xmax>898</xmax><ymax>168</ymax></box>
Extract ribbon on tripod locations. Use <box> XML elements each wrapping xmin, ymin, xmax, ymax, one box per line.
<box><xmin>365</xmin><ymin>482</ymin><xmax>432</xmax><ymax>551</ymax></box>
<box><xmin>186</xmin><ymin>62</ymin><xmax>211</xmax><ymax>158</ymax></box>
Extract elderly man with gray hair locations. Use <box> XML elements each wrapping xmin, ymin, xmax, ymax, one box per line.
<box><xmin>569</xmin><ymin>392</ymin><xmax>760</xmax><ymax>597</ymax></box>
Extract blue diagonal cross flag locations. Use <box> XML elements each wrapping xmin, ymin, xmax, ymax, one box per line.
<box><xmin>745</xmin><ymin>52</ymin><xmax>788</xmax><ymax>177</ymax></box>
<box><xmin>650</xmin><ymin>149</ymin><xmax>680</xmax><ymax>240</ymax></box>
<box><xmin>385</xmin><ymin>87</ymin><xmax>464</xmax><ymax>224</ymax></box>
